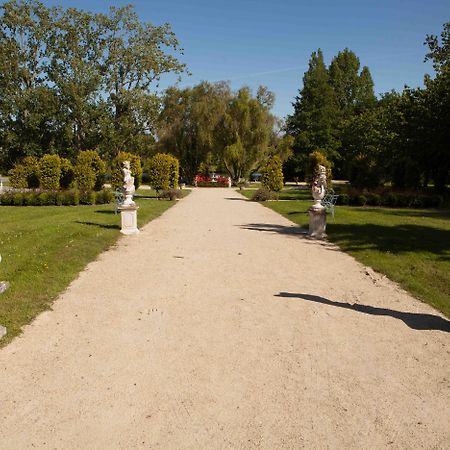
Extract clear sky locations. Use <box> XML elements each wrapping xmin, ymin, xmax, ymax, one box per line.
<box><xmin>40</xmin><ymin>0</ymin><xmax>449</xmax><ymax>119</ymax></box>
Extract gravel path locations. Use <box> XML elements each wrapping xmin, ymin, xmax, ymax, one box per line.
<box><xmin>1</xmin><ymin>188</ymin><xmax>449</xmax><ymax>449</ymax></box>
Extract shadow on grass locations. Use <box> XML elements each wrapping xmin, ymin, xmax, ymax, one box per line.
<box><xmin>275</xmin><ymin>292</ymin><xmax>450</xmax><ymax>332</ymax></box>
<box><xmin>327</xmin><ymin>223</ymin><xmax>450</xmax><ymax>258</ymax></box>
<box><xmin>240</xmin><ymin>223</ymin><xmax>307</xmax><ymax>235</ymax></box>
<box><xmin>76</xmin><ymin>221</ymin><xmax>120</xmax><ymax>230</ymax></box>
<box><xmin>95</xmin><ymin>210</ymin><xmax>115</xmax><ymax>215</ymax></box>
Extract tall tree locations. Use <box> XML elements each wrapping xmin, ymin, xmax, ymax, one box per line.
<box><xmin>218</xmin><ymin>86</ymin><xmax>277</xmax><ymax>182</ymax></box>
<box><xmin>157</xmin><ymin>81</ymin><xmax>231</xmax><ymax>181</ymax></box>
<box><xmin>285</xmin><ymin>49</ymin><xmax>339</xmax><ymax>179</ymax></box>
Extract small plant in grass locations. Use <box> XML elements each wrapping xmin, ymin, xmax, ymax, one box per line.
<box><xmin>160</xmin><ymin>188</ymin><xmax>182</xmax><ymax>200</ymax></box>
<box><xmin>251</xmin><ymin>188</ymin><xmax>276</xmax><ymax>201</ymax></box>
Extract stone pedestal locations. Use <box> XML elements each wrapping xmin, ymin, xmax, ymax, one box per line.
<box><xmin>308</xmin><ymin>207</ymin><xmax>327</xmax><ymax>239</ymax></box>
<box><xmin>0</xmin><ymin>325</ymin><xmax>6</xmax><ymax>339</ymax></box>
<box><xmin>118</xmin><ymin>204</ymin><xmax>139</xmax><ymax>235</ymax></box>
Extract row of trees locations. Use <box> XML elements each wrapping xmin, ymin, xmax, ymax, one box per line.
<box><xmin>286</xmin><ymin>23</ymin><xmax>450</xmax><ymax>192</ymax></box>
<box><xmin>0</xmin><ymin>0</ymin><xmax>185</xmax><ymax>169</ymax></box>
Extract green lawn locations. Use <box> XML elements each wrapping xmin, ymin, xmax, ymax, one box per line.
<box><xmin>0</xmin><ymin>197</ymin><xmax>177</xmax><ymax>346</ymax></box>
<box><xmin>241</xmin><ymin>188</ymin><xmax>450</xmax><ymax>317</ymax></box>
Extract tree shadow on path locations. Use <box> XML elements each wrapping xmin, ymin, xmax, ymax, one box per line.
<box><xmin>275</xmin><ymin>292</ymin><xmax>450</xmax><ymax>332</ymax></box>
<box><xmin>240</xmin><ymin>223</ymin><xmax>307</xmax><ymax>236</ymax></box>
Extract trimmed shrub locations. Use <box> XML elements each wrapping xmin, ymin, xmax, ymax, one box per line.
<box><xmin>8</xmin><ymin>156</ymin><xmax>40</xmax><ymax>188</ymax></box>
<box><xmin>60</xmin><ymin>158</ymin><xmax>74</xmax><ymax>189</ymax></box>
<box><xmin>160</xmin><ymin>188</ymin><xmax>182</xmax><ymax>200</ymax></box>
<box><xmin>337</xmin><ymin>193</ymin><xmax>350</xmax><ymax>205</ymax></box>
<box><xmin>305</xmin><ymin>151</ymin><xmax>332</xmax><ymax>186</ymax></box>
<box><xmin>64</xmin><ymin>190</ymin><xmax>80</xmax><ymax>206</ymax></box>
<box><xmin>111</xmin><ymin>152</ymin><xmax>143</xmax><ymax>190</ymax></box>
<box><xmin>74</xmin><ymin>150</ymin><xmax>106</xmax><ymax>191</ymax></box>
<box><xmin>261</xmin><ymin>156</ymin><xmax>284</xmax><ymax>192</ymax></box>
<box><xmin>23</xmin><ymin>192</ymin><xmax>37</xmax><ymax>206</ymax></box>
<box><xmin>356</xmin><ymin>195</ymin><xmax>368</xmax><ymax>206</ymax></box>
<box><xmin>169</xmin><ymin>156</ymin><xmax>179</xmax><ymax>189</ymax></box>
<box><xmin>0</xmin><ymin>192</ymin><xmax>13</xmax><ymax>205</ymax></box>
<box><xmin>79</xmin><ymin>190</ymin><xmax>97</xmax><ymax>205</ymax></box>
<box><xmin>251</xmin><ymin>188</ymin><xmax>276</xmax><ymax>202</ymax></box>
<box><xmin>147</xmin><ymin>153</ymin><xmax>179</xmax><ymax>192</ymax></box>
<box><xmin>13</xmin><ymin>193</ymin><xmax>24</xmax><ymax>206</ymax></box>
<box><xmin>8</xmin><ymin>164</ymin><xmax>28</xmax><ymax>189</ymax></box>
<box><xmin>38</xmin><ymin>154</ymin><xmax>61</xmax><ymax>190</ymax></box>
<box><xmin>37</xmin><ymin>192</ymin><xmax>49</xmax><ymax>206</ymax></box>
<box><xmin>367</xmin><ymin>193</ymin><xmax>382</xmax><ymax>206</ymax></box>
<box><xmin>55</xmin><ymin>192</ymin><xmax>65</xmax><ymax>206</ymax></box>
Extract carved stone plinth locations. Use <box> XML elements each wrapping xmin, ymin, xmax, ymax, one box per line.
<box><xmin>118</xmin><ymin>204</ymin><xmax>139</xmax><ymax>235</ymax></box>
<box><xmin>308</xmin><ymin>206</ymin><xmax>327</xmax><ymax>239</ymax></box>
<box><xmin>0</xmin><ymin>325</ymin><xmax>6</xmax><ymax>339</ymax></box>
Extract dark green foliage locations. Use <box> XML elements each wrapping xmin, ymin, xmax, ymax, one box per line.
<box><xmin>251</xmin><ymin>188</ymin><xmax>276</xmax><ymax>202</ymax></box>
<box><xmin>147</xmin><ymin>153</ymin><xmax>179</xmax><ymax>192</ymax></box>
<box><xmin>13</xmin><ymin>193</ymin><xmax>24</xmax><ymax>206</ymax></box>
<box><xmin>305</xmin><ymin>151</ymin><xmax>333</xmax><ymax>186</ymax></box>
<box><xmin>74</xmin><ymin>150</ymin><xmax>106</xmax><ymax>192</ymax></box>
<box><xmin>96</xmin><ymin>189</ymin><xmax>114</xmax><ymax>205</ymax></box>
<box><xmin>38</xmin><ymin>155</ymin><xmax>61</xmax><ymax>190</ymax></box>
<box><xmin>261</xmin><ymin>156</ymin><xmax>284</xmax><ymax>192</ymax></box>
<box><xmin>111</xmin><ymin>152</ymin><xmax>143</xmax><ymax>190</ymax></box>
<box><xmin>0</xmin><ymin>188</ymin><xmax>112</xmax><ymax>207</ymax></box>
<box><xmin>160</xmin><ymin>188</ymin><xmax>182</xmax><ymax>200</ymax></box>
<box><xmin>0</xmin><ymin>1</ymin><xmax>185</xmax><ymax>169</ymax></box>
<box><xmin>337</xmin><ymin>193</ymin><xmax>350</xmax><ymax>205</ymax></box>
<box><xmin>8</xmin><ymin>156</ymin><xmax>40</xmax><ymax>188</ymax></box>
<box><xmin>367</xmin><ymin>193</ymin><xmax>382</xmax><ymax>206</ymax></box>
<box><xmin>60</xmin><ymin>158</ymin><xmax>74</xmax><ymax>189</ymax></box>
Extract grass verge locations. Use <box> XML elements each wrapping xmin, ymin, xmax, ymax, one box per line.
<box><xmin>0</xmin><ymin>197</ymin><xmax>177</xmax><ymax>346</ymax></box>
<box><xmin>241</xmin><ymin>189</ymin><xmax>450</xmax><ymax>317</ymax></box>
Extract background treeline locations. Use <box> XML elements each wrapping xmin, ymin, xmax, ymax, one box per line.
<box><xmin>1</xmin><ymin>1</ymin><xmax>448</xmax><ymax>192</ymax></box>
<box><xmin>285</xmin><ymin>24</ymin><xmax>450</xmax><ymax>192</ymax></box>
<box><xmin>0</xmin><ymin>0</ymin><xmax>185</xmax><ymax>169</ymax></box>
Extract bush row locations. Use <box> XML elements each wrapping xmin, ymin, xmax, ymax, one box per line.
<box><xmin>0</xmin><ymin>189</ymin><xmax>114</xmax><ymax>206</ymax></box>
<box><xmin>8</xmin><ymin>150</ymin><xmax>147</xmax><ymax>192</ymax></box>
<box><xmin>336</xmin><ymin>191</ymin><xmax>444</xmax><ymax>208</ymax></box>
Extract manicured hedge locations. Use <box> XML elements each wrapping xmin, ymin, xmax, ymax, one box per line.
<box><xmin>335</xmin><ymin>190</ymin><xmax>444</xmax><ymax>208</ymax></box>
<box><xmin>0</xmin><ymin>189</ymin><xmax>113</xmax><ymax>206</ymax></box>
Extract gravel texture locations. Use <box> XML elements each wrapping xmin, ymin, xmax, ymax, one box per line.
<box><xmin>1</xmin><ymin>188</ymin><xmax>449</xmax><ymax>449</ymax></box>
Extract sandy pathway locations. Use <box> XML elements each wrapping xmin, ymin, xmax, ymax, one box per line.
<box><xmin>1</xmin><ymin>188</ymin><xmax>449</xmax><ymax>449</ymax></box>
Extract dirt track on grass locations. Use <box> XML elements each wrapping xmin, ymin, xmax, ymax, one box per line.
<box><xmin>1</xmin><ymin>188</ymin><xmax>449</xmax><ymax>449</ymax></box>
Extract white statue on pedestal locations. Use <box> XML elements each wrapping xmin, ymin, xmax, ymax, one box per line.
<box><xmin>122</xmin><ymin>161</ymin><xmax>135</xmax><ymax>206</ymax></box>
<box><xmin>311</xmin><ymin>165</ymin><xmax>327</xmax><ymax>210</ymax></box>
<box><xmin>308</xmin><ymin>164</ymin><xmax>327</xmax><ymax>238</ymax></box>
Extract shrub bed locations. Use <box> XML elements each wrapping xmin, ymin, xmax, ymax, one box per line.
<box><xmin>335</xmin><ymin>189</ymin><xmax>443</xmax><ymax>208</ymax></box>
<box><xmin>0</xmin><ymin>189</ymin><xmax>113</xmax><ymax>206</ymax></box>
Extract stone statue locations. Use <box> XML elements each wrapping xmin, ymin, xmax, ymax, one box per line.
<box><xmin>311</xmin><ymin>165</ymin><xmax>327</xmax><ymax>210</ymax></box>
<box><xmin>122</xmin><ymin>161</ymin><xmax>135</xmax><ymax>206</ymax></box>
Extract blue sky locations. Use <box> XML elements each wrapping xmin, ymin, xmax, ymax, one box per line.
<box><xmin>41</xmin><ymin>0</ymin><xmax>449</xmax><ymax>119</ymax></box>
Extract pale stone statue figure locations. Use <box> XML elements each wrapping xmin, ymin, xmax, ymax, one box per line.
<box><xmin>122</xmin><ymin>161</ymin><xmax>136</xmax><ymax>206</ymax></box>
<box><xmin>308</xmin><ymin>164</ymin><xmax>327</xmax><ymax>238</ymax></box>
<box><xmin>311</xmin><ymin>164</ymin><xmax>327</xmax><ymax>210</ymax></box>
